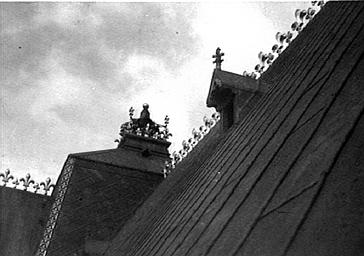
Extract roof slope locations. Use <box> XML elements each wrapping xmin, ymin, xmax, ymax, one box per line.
<box><xmin>0</xmin><ymin>187</ymin><xmax>52</xmax><ymax>256</ymax></box>
<box><xmin>105</xmin><ymin>2</ymin><xmax>364</xmax><ymax>256</ymax></box>
<box><xmin>103</xmin><ymin>121</ymin><xmax>228</xmax><ymax>252</ymax></box>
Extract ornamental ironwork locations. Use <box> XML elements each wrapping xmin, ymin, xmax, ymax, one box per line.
<box><xmin>35</xmin><ymin>157</ymin><xmax>75</xmax><ymax>256</ymax></box>
<box><xmin>0</xmin><ymin>169</ymin><xmax>55</xmax><ymax>195</ymax></box>
<box><xmin>244</xmin><ymin>1</ymin><xmax>324</xmax><ymax>79</ymax></box>
<box><xmin>0</xmin><ymin>169</ymin><xmax>13</xmax><ymax>186</ymax></box>
<box><xmin>115</xmin><ymin>103</ymin><xmax>172</xmax><ymax>144</ymax></box>
<box><xmin>163</xmin><ymin>112</ymin><xmax>220</xmax><ymax>178</ymax></box>
<box><xmin>20</xmin><ymin>173</ymin><xmax>34</xmax><ymax>191</ymax></box>
<box><xmin>40</xmin><ymin>177</ymin><xmax>55</xmax><ymax>196</ymax></box>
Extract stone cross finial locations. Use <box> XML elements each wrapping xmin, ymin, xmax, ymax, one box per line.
<box><xmin>212</xmin><ymin>47</ymin><xmax>224</xmax><ymax>70</ymax></box>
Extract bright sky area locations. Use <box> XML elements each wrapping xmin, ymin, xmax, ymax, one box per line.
<box><xmin>1</xmin><ymin>2</ymin><xmax>312</xmax><ymax>182</ymax></box>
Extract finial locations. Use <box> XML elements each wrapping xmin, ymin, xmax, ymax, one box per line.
<box><xmin>12</xmin><ymin>178</ymin><xmax>19</xmax><ymax>188</ymax></box>
<box><xmin>40</xmin><ymin>177</ymin><xmax>55</xmax><ymax>195</ymax></box>
<box><xmin>20</xmin><ymin>173</ymin><xmax>34</xmax><ymax>191</ymax></box>
<box><xmin>33</xmin><ymin>183</ymin><xmax>40</xmax><ymax>193</ymax></box>
<box><xmin>212</xmin><ymin>47</ymin><xmax>224</xmax><ymax>70</ymax></box>
<box><xmin>291</xmin><ymin>9</ymin><xmax>308</xmax><ymax>33</ymax></box>
<box><xmin>312</xmin><ymin>1</ymin><xmax>325</xmax><ymax>8</ymax></box>
<box><xmin>0</xmin><ymin>169</ymin><xmax>14</xmax><ymax>186</ymax></box>
<box><xmin>129</xmin><ymin>107</ymin><xmax>135</xmax><ymax>120</ymax></box>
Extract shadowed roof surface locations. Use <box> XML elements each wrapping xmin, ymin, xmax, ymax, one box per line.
<box><xmin>104</xmin><ymin>2</ymin><xmax>364</xmax><ymax>256</ymax></box>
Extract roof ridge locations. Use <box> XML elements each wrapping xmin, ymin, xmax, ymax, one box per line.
<box><xmin>242</xmin><ymin>1</ymin><xmax>326</xmax><ymax>80</ymax></box>
<box><xmin>0</xmin><ymin>169</ymin><xmax>55</xmax><ymax>195</ymax></box>
<box><xmin>163</xmin><ymin>112</ymin><xmax>221</xmax><ymax>178</ymax></box>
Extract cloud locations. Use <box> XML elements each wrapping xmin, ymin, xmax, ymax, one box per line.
<box><xmin>1</xmin><ymin>2</ymin><xmax>310</xmax><ymax>181</ymax></box>
<box><xmin>0</xmin><ymin>2</ymin><xmax>199</xmax><ymax>180</ymax></box>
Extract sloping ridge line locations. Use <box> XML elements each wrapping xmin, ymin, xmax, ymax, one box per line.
<box><xmin>104</xmin><ymin>2</ymin><xmax>364</xmax><ymax>256</ymax></box>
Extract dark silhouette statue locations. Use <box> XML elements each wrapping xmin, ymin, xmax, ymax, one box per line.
<box><xmin>137</xmin><ymin>103</ymin><xmax>155</xmax><ymax>129</ymax></box>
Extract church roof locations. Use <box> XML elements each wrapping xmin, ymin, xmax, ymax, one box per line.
<box><xmin>104</xmin><ymin>2</ymin><xmax>364</xmax><ymax>256</ymax></box>
<box><xmin>37</xmin><ymin>119</ymin><xmax>172</xmax><ymax>255</ymax></box>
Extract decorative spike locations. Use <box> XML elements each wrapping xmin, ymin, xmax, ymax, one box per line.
<box><xmin>40</xmin><ymin>177</ymin><xmax>55</xmax><ymax>196</ymax></box>
<box><xmin>212</xmin><ymin>112</ymin><xmax>220</xmax><ymax>121</ymax></box>
<box><xmin>129</xmin><ymin>107</ymin><xmax>134</xmax><ymax>119</ymax></box>
<box><xmin>182</xmin><ymin>140</ymin><xmax>190</xmax><ymax>153</ymax></box>
<box><xmin>33</xmin><ymin>183</ymin><xmax>40</xmax><ymax>193</ymax></box>
<box><xmin>275</xmin><ymin>32</ymin><xmax>282</xmax><ymax>42</ymax></box>
<box><xmin>163</xmin><ymin>110</ymin><xmax>222</xmax><ymax>176</ymax></box>
<box><xmin>299</xmin><ymin>10</ymin><xmax>307</xmax><ymax>21</ymax></box>
<box><xmin>192</xmin><ymin>128</ymin><xmax>198</xmax><ymax>137</ymax></box>
<box><xmin>255</xmin><ymin>2</ymin><xmax>321</xmax><ymax>78</ymax></box>
<box><xmin>199</xmin><ymin>125</ymin><xmax>205</xmax><ymax>135</ymax></box>
<box><xmin>163</xmin><ymin>166</ymin><xmax>170</xmax><ymax>178</ymax></box>
<box><xmin>272</xmin><ymin>44</ymin><xmax>279</xmax><ymax>53</ymax></box>
<box><xmin>295</xmin><ymin>9</ymin><xmax>302</xmax><ymax>20</ymax></box>
<box><xmin>267</xmin><ymin>53</ymin><xmax>275</xmax><ymax>65</ymax></box>
<box><xmin>195</xmin><ymin>129</ymin><xmax>202</xmax><ymax>141</ymax></box>
<box><xmin>306</xmin><ymin>7</ymin><xmax>316</xmax><ymax>19</ymax></box>
<box><xmin>204</xmin><ymin>116</ymin><xmax>215</xmax><ymax>128</ymax></box>
<box><xmin>279</xmin><ymin>33</ymin><xmax>287</xmax><ymax>44</ymax></box>
<box><xmin>0</xmin><ymin>169</ymin><xmax>14</xmax><ymax>186</ymax></box>
<box><xmin>172</xmin><ymin>151</ymin><xmax>182</xmax><ymax>163</ymax></box>
<box><xmin>12</xmin><ymin>178</ymin><xmax>19</xmax><ymax>188</ymax></box>
<box><xmin>164</xmin><ymin>115</ymin><xmax>170</xmax><ymax>126</ymax></box>
<box><xmin>291</xmin><ymin>21</ymin><xmax>299</xmax><ymax>32</ymax></box>
<box><xmin>20</xmin><ymin>173</ymin><xmax>34</xmax><ymax>191</ymax></box>
<box><xmin>258</xmin><ymin>51</ymin><xmax>264</xmax><ymax>61</ymax></box>
<box><xmin>312</xmin><ymin>0</ymin><xmax>325</xmax><ymax>8</ymax></box>
<box><xmin>203</xmin><ymin>115</ymin><xmax>208</xmax><ymax>124</ymax></box>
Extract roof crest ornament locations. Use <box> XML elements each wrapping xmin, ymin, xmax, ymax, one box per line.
<box><xmin>243</xmin><ymin>1</ymin><xmax>325</xmax><ymax>79</ymax></box>
<box><xmin>212</xmin><ymin>47</ymin><xmax>224</xmax><ymax>70</ymax></box>
<box><xmin>115</xmin><ymin>103</ymin><xmax>172</xmax><ymax>144</ymax></box>
<box><xmin>36</xmin><ymin>157</ymin><xmax>75</xmax><ymax>256</ymax></box>
<box><xmin>0</xmin><ymin>168</ymin><xmax>55</xmax><ymax>195</ymax></box>
<box><xmin>163</xmin><ymin>112</ymin><xmax>220</xmax><ymax>178</ymax></box>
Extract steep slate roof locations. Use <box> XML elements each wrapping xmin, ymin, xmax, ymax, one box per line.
<box><xmin>0</xmin><ymin>187</ymin><xmax>52</xmax><ymax>256</ymax></box>
<box><xmin>105</xmin><ymin>2</ymin><xmax>364</xmax><ymax>256</ymax></box>
<box><xmin>45</xmin><ymin>156</ymin><xmax>164</xmax><ymax>256</ymax></box>
<box><xmin>41</xmin><ymin>135</ymin><xmax>170</xmax><ymax>256</ymax></box>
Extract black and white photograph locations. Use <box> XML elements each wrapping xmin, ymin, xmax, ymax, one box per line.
<box><xmin>1</xmin><ymin>1</ymin><xmax>363</xmax><ymax>255</ymax></box>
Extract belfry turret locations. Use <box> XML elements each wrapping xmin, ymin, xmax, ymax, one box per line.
<box><xmin>35</xmin><ymin>104</ymin><xmax>171</xmax><ymax>256</ymax></box>
<box><xmin>115</xmin><ymin>104</ymin><xmax>171</xmax><ymax>158</ymax></box>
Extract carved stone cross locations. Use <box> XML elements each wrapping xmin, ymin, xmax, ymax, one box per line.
<box><xmin>212</xmin><ymin>47</ymin><xmax>224</xmax><ymax>70</ymax></box>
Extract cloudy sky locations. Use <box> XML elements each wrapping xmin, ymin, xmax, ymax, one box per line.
<box><xmin>1</xmin><ymin>2</ymin><xmax>310</xmax><ymax>182</ymax></box>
